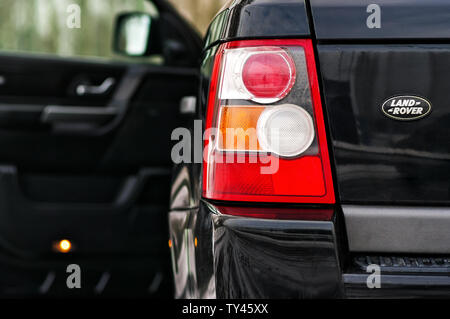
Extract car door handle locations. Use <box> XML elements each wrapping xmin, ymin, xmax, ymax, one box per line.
<box><xmin>41</xmin><ymin>105</ymin><xmax>118</xmax><ymax>124</ymax></box>
<box><xmin>76</xmin><ymin>77</ymin><xmax>116</xmax><ymax>96</ymax></box>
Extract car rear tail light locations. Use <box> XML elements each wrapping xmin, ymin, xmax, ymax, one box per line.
<box><xmin>203</xmin><ymin>39</ymin><xmax>334</xmax><ymax>204</ymax></box>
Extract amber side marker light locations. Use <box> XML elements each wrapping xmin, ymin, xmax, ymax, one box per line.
<box><xmin>54</xmin><ymin>239</ymin><xmax>73</xmax><ymax>253</ymax></box>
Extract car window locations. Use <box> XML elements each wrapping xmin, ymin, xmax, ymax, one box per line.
<box><xmin>0</xmin><ymin>0</ymin><xmax>161</xmax><ymax>63</ymax></box>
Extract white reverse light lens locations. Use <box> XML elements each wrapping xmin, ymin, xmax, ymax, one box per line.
<box><xmin>257</xmin><ymin>104</ymin><xmax>315</xmax><ymax>157</ymax></box>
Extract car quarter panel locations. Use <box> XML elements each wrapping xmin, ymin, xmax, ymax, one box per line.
<box><xmin>204</xmin><ymin>0</ymin><xmax>310</xmax><ymax>50</ymax></box>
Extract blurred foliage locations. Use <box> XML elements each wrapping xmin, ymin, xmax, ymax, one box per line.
<box><xmin>168</xmin><ymin>0</ymin><xmax>227</xmax><ymax>35</ymax></box>
<box><xmin>0</xmin><ymin>0</ymin><xmax>226</xmax><ymax>60</ymax></box>
<box><xmin>0</xmin><ymin>0</ymin><xmax>157</xmax><ymax>60</ymax></box>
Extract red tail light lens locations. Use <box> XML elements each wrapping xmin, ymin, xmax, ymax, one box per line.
<box><xmin>242</xmin><ymin>51</ymin><xmax>296</xmax><ymax>100</ymax></box>
<box><xmin>203</xmin><ymin>39</ymin><xmax>334</xmax><ymax>205</ymax></box>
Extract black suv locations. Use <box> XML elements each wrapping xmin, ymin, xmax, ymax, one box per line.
<box><xmin>169</xmin><ymin>0</ymin><xmax>450</xmax><ymax>298</ymax></box>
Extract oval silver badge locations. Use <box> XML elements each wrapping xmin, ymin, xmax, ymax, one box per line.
<box><xmin>382</xmin><ymin>96</ymin><xmax>431</xmax><ymax>121</ymax></box>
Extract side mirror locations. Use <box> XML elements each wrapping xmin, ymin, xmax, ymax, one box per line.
<box><xmin>113</xmin><ymin>12</ymin><xmax>157</xmax><ymax>57</ymax></box>
<box><xmin>113</xmin><ymin>10</ymin><xmax>201</xmax><ymax>67</ymax></box>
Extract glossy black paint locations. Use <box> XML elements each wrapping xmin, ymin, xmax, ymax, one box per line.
<box><xmin>318</xmin><ymin>44</ymin><xmax>450</xmax><ymax>204</ymax></box>
<box><xmin>212</xmin><ymin>208</ymin><xmax>342</xmax><ymax>298</ymax></box>
<box><xmin>169</xmin><ymin>203</ymin><xmax>214</xmax><ymax>298</ymax></box>
<box><xmin>168</xmin><ymin>39</ymin><xmax>215</xmax><ymax>297</ymax></box>
<box><xmin>310</xmin><ymin>0</ymin><xmax>450</xmax><ymax>40</ymax></box>
<box><xmin>169</xmin><ymin>201</ymin><xmax>343</xmax><ymax>298</ymax></box>
<box><xmin>169</xmin><ymin>0</ymin><xmax>450</xmax><ymax>299</ymax></box>
<box><xmin>204</xmin><ymin>0</ymin><xmax>310</xmax><ymax>50</ymax></box>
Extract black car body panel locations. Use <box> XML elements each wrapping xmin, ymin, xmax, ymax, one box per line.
<box><xmin>211</xmin><ymin>209</ymin><xmax>342</xmax><ymax>298</ymax></box>
<box><xmin>204</xmin><ymin>0</ymin><xmax>310</xmax><ymax>50</ymax></box>
<box><xmin>318</xmin><ymin>44</ymin><xmax>450</xmax><ymax>205</ymax></box>
<box><xmin>310</xmin><ymin>0</ymin><xmax>450</xmax><ymax>40</ymax></box>
<box><xmin>170</xmin><ymin>200</ymin><xmax>343</xmax><ymax>299</ymax></box>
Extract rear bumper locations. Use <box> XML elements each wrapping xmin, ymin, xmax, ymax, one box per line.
<box><xmin>211</xmin><ymin>208</ymin><xmax>342</xmax><ymax>298</ymax></box>
<box><xmin>206</xmin><ymin>202</ymin><xmax>450</xmax><ymax>298</ymax></box>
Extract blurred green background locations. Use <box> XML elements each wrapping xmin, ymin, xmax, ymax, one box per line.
<box><xmin>0</xmin><ymin>0</ymin><xmax>226</xmax><ymax>60</ymax></box>
<box><xmin>168</xmin><ymin>0</ymin><xmax>227</xmax><ymax>35</ymax></box>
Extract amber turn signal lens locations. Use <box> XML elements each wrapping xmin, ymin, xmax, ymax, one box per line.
<box><xmin>218</xmin><ymin>106</ymin><xmax>265</xmax><ymax>152</ymax></box>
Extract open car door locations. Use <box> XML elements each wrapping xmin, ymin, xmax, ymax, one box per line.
<box><xmin>0</xmin><ymin>0</ymin><xmax>201</xmax><ymax>297</ymax></box>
